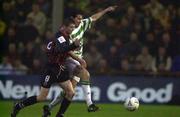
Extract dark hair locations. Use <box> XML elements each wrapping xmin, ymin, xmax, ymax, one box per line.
<box><xmin>71</xmin><ymin>10</ymin><xmax>85</xmax><ymax>18</ymax></box>
<box><xmin>71</xmin><ymin>14</ymin><xmax>83</xmax><ymax>18</ymax></box>
<box><xmin>63</xmin><ymin>18</ymin><xmax>75</xmax><ymax>26</ymax></box>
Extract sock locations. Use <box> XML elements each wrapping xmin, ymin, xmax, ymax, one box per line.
<box><xmin>49</xmin><ymin>91</ymin><xmax>65</xmax><ymax>110</ymax></box>
<box><xmin>16</xmin><ymin>96</ymin><xmax>37</xmax><ymax>110</ymax></box>
<box><xmin>81</xmin><ymin>81</ymin><xmax>93</xmax><ymax>106</ymax></box>
<box><xmin>56</xmin><ymin>97</ymin><xmax>71</xmax><ymax>117</ymax></box>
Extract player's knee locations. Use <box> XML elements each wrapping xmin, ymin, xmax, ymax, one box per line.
<box><xmin>37</xmin><ymin>94</ymin><xmax>47</xmax><ymax>101</ymax></box>
<box><xmin>65</xmin><ymin>89</ymin><xmax>75</xmax><ymax>99</ymax></box>
<box><xmin>69</xmin><ymin>89</ymin><xmax>75</xmax><ymax>98</ymax></box>
<box><xmin>81</xmin><ymin>68</ymin><xmax>90</xmax><ymax>80</ymax></box>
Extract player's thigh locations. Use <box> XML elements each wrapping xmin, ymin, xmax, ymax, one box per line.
<box><xmin>78</xmin><ymin>67</ymin><xmax>90</xmax><ymax>80</ymax></box>
<box><xmin>57</xmin><ymin>69</ymin><xmax>73</xmax><ymax>93</ymax></box>
<box><xmin>37</xmin><ymin>86</ymin><xmax>49</xmax><ymax>101</ymax></box>
<box><xmin>83</xmin><ymin>68</ymin><xmax>90</xmax><ymax>77</ymax></box>
<box><xmin>59</xmin><ymin>80</ymin><xmax>73</xmax><ymax>92</ymax></box>
<box><xmin>41</xmin><ymin>66</ymin><xmax>57</xmax><ymax>88</ymax></box>
<box><xmin>65</xmin><ymin>58</ymin><xmax>81</xmax><ymax>76</ymax></box>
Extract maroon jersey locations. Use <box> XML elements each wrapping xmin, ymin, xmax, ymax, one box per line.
<box><xmin>45</xmin><ymin>31</ymin><xmax>78</xmax><ymax>65</ymax></box>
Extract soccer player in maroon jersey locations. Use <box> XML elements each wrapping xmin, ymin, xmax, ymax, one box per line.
<box><xmin>11</xmin><ymin>18</ymin><xmax>80</xmax><ymax>117</ymax></box>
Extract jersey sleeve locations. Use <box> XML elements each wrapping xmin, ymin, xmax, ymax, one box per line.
<box><xmin>54</xmin><ymin>36</ymin><xmax>78</xmax><ymax>54</ymax></box>
<box><xmin>82</xmin><ymin>17</ymin><xmax>92</xmax><ymax>31</ymax></box>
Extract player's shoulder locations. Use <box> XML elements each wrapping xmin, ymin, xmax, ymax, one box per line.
<box><xmin>53</xmin><ymin>32</ymin><xmax>66</xmax><ymax>44</ymax></box>
<box><xmin>57</xmin><ymin>36</ymin><xmax>66</xmax><ymax>43</ymax></box>
<box><xmin>82</xmin><ymin>17</ymin><xmax>92</xmax><ymax>22</ymax></box>
<box><xmin>55</xmin><ymin>31</ymin><xmax>63</xmax><ymax>38</ymax></box>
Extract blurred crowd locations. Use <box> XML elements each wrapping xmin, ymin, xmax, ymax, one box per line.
<box><xmin>0</xmin><ymin>0</ymin><xmax>179</xmax><ymax>76</ymax></box>
<box><xmin>0</xmin><ymin>0</ymin><xmax>52</xmax><ymax>75</ymax></box>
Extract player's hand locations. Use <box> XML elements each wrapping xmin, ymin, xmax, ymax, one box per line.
<box><xmin>73</xmin><ymin>39</ymin><xmax>80</xmax><ymax>47</ymax></box>
<box><xmin>79</xmin><ymin>58</ymin><xmax>87</xmax><ymax>68</ymax></box>
<box><xmin>105</xmin><ymin>5</ymin><xmax>118</xmax><ymax>12</ymax></box>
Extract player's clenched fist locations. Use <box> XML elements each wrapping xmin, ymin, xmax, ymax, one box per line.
<box><xmin>105</xmin><ymin>5</ymin><xmax>118</xmax><ymax>12</ymax></box>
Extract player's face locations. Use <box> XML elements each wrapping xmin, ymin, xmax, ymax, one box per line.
<box><xmin>74</xmin><ymin>14</ymin><xmax>83</xmax><ymax>27</ymax></box>
<box><xmin>66</xmin><ymin>23</ymin><xmax>75</xmax><ymax>34</ymax></box>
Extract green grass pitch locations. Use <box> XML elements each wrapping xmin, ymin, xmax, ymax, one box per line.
<box><xmin>0</xmin><ymin>100</ymin><xmax>179</xmax><ymax>117</ymax></box>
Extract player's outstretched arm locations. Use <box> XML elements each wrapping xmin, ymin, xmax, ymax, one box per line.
<box><xmin>91</xmin><ymin>5</ymin><xmax>117</xmax><ymax>22</ymax></box>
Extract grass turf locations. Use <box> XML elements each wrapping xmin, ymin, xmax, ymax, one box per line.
<box><xmin>0</xmin><ymin>100</ymin><xmax>179</xmax><ymax>117</ymax></box>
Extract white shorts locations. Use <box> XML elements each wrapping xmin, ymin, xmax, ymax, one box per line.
<box><xmin>65</xmin><ymin>57</ymin><xmax>81</xmax><ymax>77</ymax></box>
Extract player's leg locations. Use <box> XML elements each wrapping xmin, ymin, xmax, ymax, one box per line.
<box><xmin>11</xmin><ymin>70</ymin><xmax>52</xmax><ymax>117</ymax></box>
<box><xmin>56</xmin><ymin>80</ymin><xmax>75</xmax><ymax>117</ymax></box>
<box><xmin>64</xmin><ymin>59</ymin><xmax>99</xmax><ymax>112</ymax></box>
<box><xmin>46</xmin><ymin>58</ymin><xmax>80</xmax><ymax>110</ymax></box>
<box><xmin>46</xmin><ymin>90</ymin><xmax>65</xmax><ymax>110</ymax></box>
<box><xmin>63</xmin><ymin>59</ymin><xmax>99</xmax><ymax>112</ymax></box>
<box><xmin>78</xmin><ymin>67</ymin><xmax>99</xmax><ymax>112</ymax></box>
<box><xmin>43</xmin><ymin>73</ymin><xmax>80</xmax><ymax>117</ymax></box>
<box><xmin>47</xmin><ymin>73</ymin><xmax>80</xmax><ymax>110</ymax></box>
<box><xmin>11</xmin><ymin>87</ymin><xmax>49</xmax><ymax>117</ymax></box>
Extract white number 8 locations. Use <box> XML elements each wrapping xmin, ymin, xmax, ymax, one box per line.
<box><xmin>45</xmin><ymin>75</ymin><xmax>50</xmax><ymax>82</ymax></box>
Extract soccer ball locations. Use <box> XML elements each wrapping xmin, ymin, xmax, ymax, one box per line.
<box><xmin>124</xmin><ymin>97</ymin><xmax>139</xmax><ymax>111</ymax></box>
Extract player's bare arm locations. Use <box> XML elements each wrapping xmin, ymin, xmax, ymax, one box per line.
<box><xmin>69</xmin><ymin>51</ymin><xmax>87</xmax><ymax>68</ymax></box>
<box><xmin>91</xmin><ymin>5</ymin><xmax>117</xmax><ymax>21</ymax></box>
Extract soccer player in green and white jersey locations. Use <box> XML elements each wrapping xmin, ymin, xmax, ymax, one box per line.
<box><xmin>42</xmin><ymin>5</ymin><xmax>117</xmax><ymax>117</ymax></box>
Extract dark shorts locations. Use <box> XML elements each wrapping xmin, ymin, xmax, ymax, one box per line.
<box><xmin>41</xmin><ymin>63</ymin><xmax>70</xmax><ymax>88</ymax></box>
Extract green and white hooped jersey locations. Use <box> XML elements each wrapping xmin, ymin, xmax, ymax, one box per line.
<box><xmin>70</xmin><ymin>17</ymin><xmax>92</xmax><ymax>58</ymax></box>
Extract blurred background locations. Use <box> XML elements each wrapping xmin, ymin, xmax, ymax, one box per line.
<box><xmin>0</xmin><ymin>0</ymin><xmax>180</xmax><ymax>117</ymax></box>
<box><xmin>0</xmin><ymin>0</ymin><xmax>180</xmax><ymax>75</ymax></box>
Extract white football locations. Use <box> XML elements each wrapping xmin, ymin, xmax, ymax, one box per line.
<box><xmin>124</xmin><ymin>97</ymin><xmax>139</xmax><ymax>111</ymax></box>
